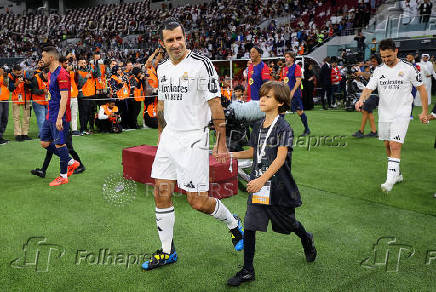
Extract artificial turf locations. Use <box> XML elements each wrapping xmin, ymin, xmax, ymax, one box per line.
<box><xmin>1</xmin><ymin>101</ymin><xmax>435</xmax><ymax>291</ymax></box>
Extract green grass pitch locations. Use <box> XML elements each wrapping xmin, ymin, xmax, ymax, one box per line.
<box><xmin>1</xmin><ymin>101</ymin><xmax>436</xmax><ymax>291</ymax></box>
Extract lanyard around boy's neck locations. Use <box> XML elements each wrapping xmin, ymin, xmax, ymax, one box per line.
<box><xmin>257</xmin><ymin>115</ymin><xmax>279</xmax><ymax>162</ymax></box>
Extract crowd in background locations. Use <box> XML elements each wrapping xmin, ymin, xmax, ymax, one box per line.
<box><xmin>0</xmin><ymin>0</ymin><xmax>384</xmax><ymax>60</ymax></box>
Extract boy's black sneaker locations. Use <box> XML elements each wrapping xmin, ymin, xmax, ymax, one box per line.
<box><xmin>302</xmin><ymin>232</ymin><xmax>317</xmax><ymax>262</ymax></box>
<box><xmin>31</xmin><ymin>168</ymin><xmax>46</xmax><ymax>178</ymax></box>
<box><xmin>74</xmin><ymin>165</ymin><xmax>86</xmax><ymax>174</ymax></box>
<box><xmin>301</xmin><ymin>129</ymin><xmax>311</xmax><ymax>136</ymax></box>
<box><xmin>0</xmin><ymin>138</ymin><xmax>9</xmax><ymax>145</ymax></box>
<box><xmin>15</xmin><ymin>135</ymin><xmax>23</xmax><ymax>142</ymax></box>
<box><xmin>364</xmin><ymin>131</ymin><xmax>378</xmax><ymax>138</ymax></box>
<box><xmin>227</xmin><ymin>268</ymin><xmax>255</xmax><ymax>286</ymax></box>
<box><xmin>352</xmin><ymin>130</ymin><xmax>364</xmax><ymax>138</ymax></box>
<box><xmin>22</xmin><ymin>135</ymin><xmax>32</xmax><ymax>140</ymax></box>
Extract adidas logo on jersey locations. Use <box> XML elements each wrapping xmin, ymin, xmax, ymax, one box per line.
<box><xmin>380</xmin><ymin>75</ymin><xmax>386</xmax><ymax>79</ymax></box>
<box><xmin>185</xmin><ymin>181</ymin><xmax>195</xmax><ymax>189</ymax></box>
<box><xmin>393</xmin><ymin>135</ymin><xmax>401</xmax><ymax>141</ymax></box>
<box><xmin>388</xmin><ymin>168</ymin><xmax>397</xmax><ymax>172</ymax></box>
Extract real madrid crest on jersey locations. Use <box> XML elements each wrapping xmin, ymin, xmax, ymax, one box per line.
<box><xmin>182</xmin><ymin>72</ymin><xmax>189</xmax><ymax>80</ymax></box>
<box><xmin>398</xmin><ymin>71</ymin><xmax>404</xmax><ymax>77</ymax></box>
<box><xmin>249</xmin><ymin>78</ymin><xmax>254</xmax><ymax>85</ymax></box>
<box><xmin>208</xmin><ymin>77</ymin><xmax>218</xmax><ymax>93</ymax></box>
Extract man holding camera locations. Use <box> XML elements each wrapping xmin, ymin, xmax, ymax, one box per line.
<box><xmin>76</xmin><ymin>57</ymin><xmax>100</xmax><ymax>135</ymax></box>
<box><xmin>0</xmin><ymin>67</ymin><xmax>10</xmax><ymax>145</ymax></box>
<box><xmin>32</xmin><ymin>68</ymin><xmax>49</xmax><ymax>138</ymax></box>
<box><xmin>8</xmin><ymin>65</ymin><xmax>32</xmax><ymax>141</ymax></box>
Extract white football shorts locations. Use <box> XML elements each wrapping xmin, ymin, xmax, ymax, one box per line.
<box><xmin>378</xmin><ymin>118</ymin><xmax>410</xmax><ymax>144</ymax></box>
<box><xmin>151</xmin><ymin>127</ymin><xmax>210</xmax><ymax>192</ymax></box>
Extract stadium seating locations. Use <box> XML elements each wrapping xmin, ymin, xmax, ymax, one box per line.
<box><xmin>0</xmin><ymin>0</ymin><xmax>382</xmax><ymax>60</ymax></box>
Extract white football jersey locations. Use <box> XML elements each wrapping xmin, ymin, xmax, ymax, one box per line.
<box><xmin>366</xmin><ymin>60</ymin><xmax>423</xmax><ymax>122</ymax></box>
<box><xmin>157</xmin><ymin>51</ymin><xmax>221</xmax><ymax>132</ymax></box>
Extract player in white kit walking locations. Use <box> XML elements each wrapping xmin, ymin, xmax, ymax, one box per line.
<box><xmin>142</xmin><ymin>19</ymin><xmax>244</xmax><ymax>270</ymax></box>
<box><xmin>355</xmin><ymin>39</ymin><xmax>429</xmax><ymax>192</ymax></box>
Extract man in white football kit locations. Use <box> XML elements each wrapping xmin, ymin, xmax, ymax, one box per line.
<box><xmin>355</xmin><ymin>39</ymin><xmax>428</xmax><ymax>192</ymax></box>
<box><xmin>142</xmin><ymin>20</ymin><xmax>244</xmax><ymax>271</ymax></box>
<box><xmin>416</xmin><ymin>53</ymin><xmax>436</xmax><ymax>106</ymax></box>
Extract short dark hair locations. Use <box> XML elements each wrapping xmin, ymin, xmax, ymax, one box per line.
<box><xmin>259</xmin><ymin>81</ymin><xmax>291</xmax><ymax>113</ymax></box>
<box><xmin>13</xmin><ymin>64</ymin><xmax>22</xmax><ymax>72</ymax></box>
<box><xmin>159</xmin><ymin>19</ymin><xmax>185</xmax><ymax>40</ymax></box>
<box><xmin>284</xmin><ymin>51</ymin><xmax>295</xmax><ymax>59</ymax></box>
<box><xmin>42</xmin><ymin>46</ymin><xmax>60</xmax><ymax>60</ymax></box>
<box><xmin>379</xmin><ymin>39</ymin><xmax>396</xmax><ymax>51</ymax></box>
<box><xmin>59</xmin><ymin>56</ymin><xmax>67</xmax><ymax>63</ymax></box>
<box><xmin>252</xmin><ymin>46</ymin><xmax>263</xmax><ymax>55</ymax></box>
<box><xmin>234</xmin><ymin>85</ymin><xmax>245</xmax><ymax>91</ymax></box>
<box><xmin>370</xmin><ymin>54</ymin><xmax>382</xmax><ymax>65</ymax></box>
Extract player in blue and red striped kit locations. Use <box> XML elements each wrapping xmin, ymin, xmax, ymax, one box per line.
<box><xmin>246</xmin><ymin>47</ymin><xmax>270</xmax><ymax>101</ymax></box>
<box><xmin>40</xmin><ymin>46</ymin><xmax>80</xmax><ymax>186</ymax></box>
<box><xmin>282</xmin><ymin>52</ymin><xmax>310</xmax><ymax>136</ymax></box>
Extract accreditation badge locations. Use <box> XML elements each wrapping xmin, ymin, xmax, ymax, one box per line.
<box><xmin>47</xmin><ymin>91</ymin><xmax>51</xmax><ymax>101</ymax></box>
<box><xmin>18</xmin><ymin>94</ymin><xmax>23</xmax><ymax>102</ymax></box>
<box><xmin>251</xmin><ymin>181</ymin><xmax>271</xmax><ymax>205</ymax></box>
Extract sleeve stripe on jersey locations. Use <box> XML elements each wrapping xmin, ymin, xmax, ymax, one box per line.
<box><xmin>191</xmin><ymin>54</ymin><xmax>213</xmax><ymax>76</ymax></box>
<box><xmin>401</xmin><ymin>59</ymin><xmax>421</xmax><ymax>76</ymax></box>
<box><xmin>158</xmin><ymin>58</ymin><xmax>169</xmax><ymax>66</ymax></box>
<box><xmin>191</xmin><ymin>53</ymin><xmax>214</xmax><ymax>77</ymax></box>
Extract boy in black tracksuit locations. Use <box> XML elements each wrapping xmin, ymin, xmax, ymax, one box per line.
<box><xmin>227</xmin><ymin>81</ymin><xmax>317</xmax><ymax>286</ymax></box>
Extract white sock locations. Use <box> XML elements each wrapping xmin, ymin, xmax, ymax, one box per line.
<box><xmin>68</xmin><ymin>159</ymin><xmax>75</xmax><ymax>166</ymax></box>
<box><xmin>210</xmin><ymin>198</ymin><xmax>238</xmax><ymax>229</ymax></box>
<box><xmin>156</xmin><ymin>206</ymin><xmax>175</xmax><ymax>254</ymax></box>
<box><xmin>60</xmin><ymin>173</ymin><xmax>67</xmax><ymax>178</ymax></box>
<box><xmin>387</xmin><ymin>157</ymin><xmax>400</xmax><ymax>182</ymax></box>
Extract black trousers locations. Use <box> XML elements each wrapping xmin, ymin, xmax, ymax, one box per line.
<box><xmin>127</xmin><ymin>99</ymin><xmax>140</xmax><ymax>129</ymax></box>
<box><xmin>0</xmin><ymin>101</ymin><xmax>9</xmax><ymax>138</ymax></box>
<box><xmin>116</xmin><ymin>99</ymin><xmax>129</xmax><ymax>129</ymax></box>
<box><xmin>132</xmin><ymin>100</ymin><xmax>142</xmax><ymax>128</ymax></box>
<box><xmin>302</xmin><ymin>82</ymin><xmax>314</xmax><ymax>110</ymax></box>
<box><xmin>318</xmin><ymin>85</ymin><xmax>332</xmax><ymax>108</ymax></box>
<box><xmin>78</xmin><ymin>96</ymin><xmax>92</xmax><ymax>132</ymax></box>
<box><xmin>88</xmin><ymin>100</ymin><xmax>97</xmax><ymax>130</ymax></box>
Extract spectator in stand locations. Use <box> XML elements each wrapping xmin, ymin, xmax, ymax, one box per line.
<box><xmin>354</xmin><ymin>30</ymin><xmax>366</xmax><ymax>54</ymax></box>
<box><xmin>419</xmin><ymin>0</ymin><xmax>433</xmax><ymax>23</ymax></box>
